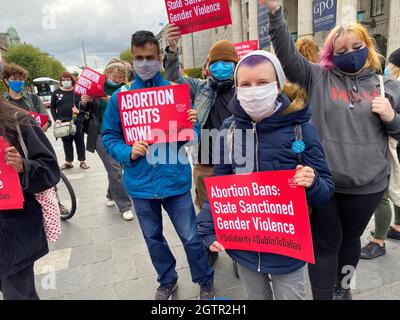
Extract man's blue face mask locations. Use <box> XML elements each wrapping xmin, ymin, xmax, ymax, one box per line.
<box><xmin>8</xmin><ymin>80</ymin><xmax>25</xmax><ymax>93</ymax></box>
<box><xmin>209</xmin><ymin>61</ymin><xmax>234</xmax><ymax>81</ymax></box>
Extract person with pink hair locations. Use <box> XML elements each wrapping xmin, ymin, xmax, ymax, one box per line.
<box><xmin>266</xmin><ymin>0</ymin><xmax>400</xmax><ymax>300</ymax></box>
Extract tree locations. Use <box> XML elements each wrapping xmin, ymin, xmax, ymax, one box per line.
<box><xmin>120</xmin><ymin>48</ymin><xmax>132</xmax><ymax>63</ymax></box>
<box><xmin>4</xmin><ymin>44</ymin><xmax>65</xmax><ymax>85</ymax></box>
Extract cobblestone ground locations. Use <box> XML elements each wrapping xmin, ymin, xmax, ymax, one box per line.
<box><xmin>2</xmin><ymin>133</ymin><xmax>400</xmax><ymax>300</ymax></box>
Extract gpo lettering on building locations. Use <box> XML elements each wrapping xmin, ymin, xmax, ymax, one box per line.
<box><xmin>313</xmin><ymin>0</ymin><xmax>335</xmax><ymax>17</ymax></box>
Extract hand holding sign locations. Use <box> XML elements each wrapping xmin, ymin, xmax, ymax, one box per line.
<box><xmin>294</xmin><ymin>165</ymin><xmax>315</xmax><ymax>188</ymax></box>
<box><xmin>187</xmin><ymin>109</ymin><xmax>198</xmax><ymax>124</ymax></box>
<box><xmin>131</xmin><ymin>141</ymin><xmax>149</xmax><ymax>161</ymax></box>
<box><xmin>5</xmin><ymin>147</ymin><xmax>24</xmax><ymax>173</ymax></box>
<box><xmin>209</xmin><ymin>241</ymin><xmax>225</xmax><ymax>253</ymax></box>
<box><xmin>165</xmin><ymin>23</ymin><xmax>181</xmax><ymax>53</ymax></box>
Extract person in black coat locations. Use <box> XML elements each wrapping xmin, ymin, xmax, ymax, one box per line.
<box><xmin>0</xmin><ymin>97</ymin><xmax>60</xmax><ymax>300</ymax></box>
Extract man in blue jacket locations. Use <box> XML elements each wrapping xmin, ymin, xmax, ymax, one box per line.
<box><xmin>102</xmin><ymin>30</ymin><xmax>214</xmax><ymax>300</ymax></box>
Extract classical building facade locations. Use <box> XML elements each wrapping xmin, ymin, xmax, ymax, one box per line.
<box><xmin>159</xmin><ymin>0</ymin><xmax>400</xmax><ymax>69</ymax></box>
<box><xmin>0</xmin><ymin>27</ymin><xmax>22</xmax><ymax>55</ymax></box>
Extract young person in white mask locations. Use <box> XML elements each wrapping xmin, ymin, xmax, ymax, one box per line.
<box><xmin>197</xmin><ymin>50</ymin><xmax>335</xmax><ymax>300</ymax></box>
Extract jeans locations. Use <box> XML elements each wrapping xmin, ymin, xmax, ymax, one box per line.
<box><xmin>132</xmin><ymin>192</ymin><xmax>214</xmax><ymax>285</ymax></box>
<box><xmin>0</xmin><ymin>264</ymin><xmax>39</xmax><ymax>300</ymax></box>
<box><xmin>238</xmin><ymin>264</ymin><xmax>306</xmax><ymax>300</ymax></box>
<box><xmin>95</xmin><ymin>135</ymin><xmax>132</xmax><ymax>213</ymax></box>
<box><xmin>61</xmin><ymin>121</ymin><xmax>86</xmax><ymax>162</ymax></box>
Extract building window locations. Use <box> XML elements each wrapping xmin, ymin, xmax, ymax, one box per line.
<box><xmin>357</xmin><ymin>11</ymin><xmax>366</xmax><ymax>23</ymax></box>
<box><xmin>371</xmin><ymin>0</ymin><xmax>384</xmax><ymax>17</ymax></box>
<box><xmin>246</xmin><ymin>3</ymin><xmax>249</xmax><ymax>19</ymax></box>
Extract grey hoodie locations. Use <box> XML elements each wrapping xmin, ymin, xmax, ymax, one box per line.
<box><xmin>269</xmin><ymin>8</ymin><xmax>400</xmax><ymax>195</ymax></box>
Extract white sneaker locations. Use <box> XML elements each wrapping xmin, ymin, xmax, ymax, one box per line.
<box><xmin>122</xmin><ymin>210</ymin><xmax>135</xmax><ymax>221</ymax></box>
<box><xmin>105</xmin><ymin>198</ymin><xmax>116</xmax><ymax>207</ymax></box>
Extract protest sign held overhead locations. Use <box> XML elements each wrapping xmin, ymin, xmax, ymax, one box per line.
<box><xmin>117</xmin><ymin>84</ymin><xmax>194</xmax><ymax>145</ymax></box>
<box><xmin>165</xmin><ymin>0</ymin><xmax>232</xmax><ymax>35</ymax></box>
<box><xmin>74</xmin><ymin>67</ymin><xmax>105</xmax><ymax>97</ymax></box>
<box><xmin>205</xmin><ymin>170</ymin><xmax>315</xmax><ymax>264</ymax></box>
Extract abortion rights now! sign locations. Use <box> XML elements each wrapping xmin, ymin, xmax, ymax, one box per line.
<box><xmin>117</xmin><ymin>84</ymin><xmax>194</xmax><ymax>145</ymax></box>
<box><xmin>205</xmin><ymin>170</ymin><xmax>315</xmax><ymax>264</ymax></box>
<box><xmin>165</xmin><ymin>0</ymin><xmax>232</xmax><ymax>35</ymax></box>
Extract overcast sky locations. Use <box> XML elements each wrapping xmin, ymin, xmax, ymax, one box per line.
<box><xmin>0</xmin><ymin>0</ymin><xmax>168</xmax><ymax>68</ymax></box>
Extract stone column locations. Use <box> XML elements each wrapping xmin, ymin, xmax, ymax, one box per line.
<box><xmin>297</xmin><ymin>0</ymin><xmax>313</xmax><ymax>38</ymax></box>
<box><xmin>387</xmin><ymin>0</ymin><xmax>400</xmax><ymax>57</ymax></box>
<box><xmin>231</xmin><ymin>0</ymin><xmax>243</xmax><ymax>43</ymax></box>
<box><xmin>249</xmin><ymin>0</ymin><xmax>258</xmax><ymax>41</ymax></box>
<box><xmin>337</xmin><ymin>0</ymin><xmax>358</xmax><ymax>25</ymax></box>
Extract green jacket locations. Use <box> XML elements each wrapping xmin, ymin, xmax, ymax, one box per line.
<box><xmin>3</xmin><ymin>91</ymin><xmax>52</xmax><ymax>128</ymax></box>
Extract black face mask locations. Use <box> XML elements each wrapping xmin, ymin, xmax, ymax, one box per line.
<box><xmin>209</xmin><ymin>76</ymin><xmax>234</xmax><ymax>93</ymax></box>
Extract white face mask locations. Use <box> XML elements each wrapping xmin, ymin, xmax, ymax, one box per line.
<box><xmin>62</xmin><ymin>80</ymin><xmax>73</xmax><ymax>89</ymax></box>
<box><xmin>237</xmin><ymin>82</ymin><xmax>279</xmax><ymax>122</ymax></box>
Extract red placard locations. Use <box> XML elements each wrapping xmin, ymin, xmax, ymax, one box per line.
<box><xmin>117</xmin><ymin>84</ymin><xmax>194</xmax><ymax>145</ymax></box>
<box><xmin>74</xmin><ymin>67</ymin><xmax>105</xmax><ymax>97</ymax></box>
<box><xmin>28</xmin><ymin>111</ymin><xmax>49</xmax><ymax>128</ymax></box>
<box><xmin>0</xmin><ymin>137</ymin><xmax>24</xmax><ymax>211</ymax></box>
<box><xmin>234</xmin><ymin>40</ymin><xmax>259</xmax><ymax>60</ymax></box>
<box><xmin>165</xmin><ymin>0</ymin><xmax>232</xmax><ymax>35</ymax></box>
<box><xmin>205</xmin><ymin>170</ymin><xmax>315</xmax><ymax>264</ymax></box>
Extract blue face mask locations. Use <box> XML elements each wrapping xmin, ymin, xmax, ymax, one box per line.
<box><xmin>107</xmin><ymin>79</ymin><xmax>121</xmax><ymax>86</ymax></box>
<box><xmin>384</xmin><ymin>66</ymin><xmax>391</xmax><ymax>77</ymax></box>
<box><xmin>209</xmin><ymin>61</ymin><xmax>234</xmax><ymax>81</ymax></box>
<box><xmin>332</xmin><ymin>47</ymin><xmax>369</xmax><ymax>74</ymax></box>
<box><xmin>8</xmin><ymin>80</ymin><xmax>25</xmax><ymax>93</ymax></box>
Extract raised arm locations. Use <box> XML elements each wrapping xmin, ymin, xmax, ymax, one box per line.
<box><xmin>266</xmin><ymin>0</ymin><xmax>323</xmax><ymax>91</ymax></box>
<box><xmin>164</xmin><ymin>24</ymin><xmax>204</xmax><ymax>103</ymax></box>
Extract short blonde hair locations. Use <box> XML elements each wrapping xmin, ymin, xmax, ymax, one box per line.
<box><xmin>319</xmin><ymin>22</ymin><xmax>383</xmax><ymax>72</ymax></box>
<box><xmin>389</xmin><ymin>62</ymin><xmax>400</xmax><ymax>79</ymax></box>
<box><xmin>104</xmin><ymin>58</ymin><xmax>127</xmax><ymax>83</ymax></box>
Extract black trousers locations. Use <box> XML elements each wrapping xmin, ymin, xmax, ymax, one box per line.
<box><xmin>61</xmin><ymin>121</ymin><xmax>86</xmax><ymax>162</ymax></box>
<box><xmin>308</xmin><ymin>191</ymin><xmax>385</xmax><ymax>300</ymax></box>
<box><xmin>0</xmin><ymin>264</ymin><xmax>39</xmax><ymax>300</ymax></box>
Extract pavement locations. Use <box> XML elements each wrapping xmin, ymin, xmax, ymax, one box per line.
<box><xmin>2</xmin><ymin>132</ymin><xmax>400</xmax><ymax>300</ymax></box>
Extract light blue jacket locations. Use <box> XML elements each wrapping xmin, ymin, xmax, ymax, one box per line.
<box><xmin>102</xmin><ymin>73</ymin><xmax>193</xmax><ymax>199</ymax></box>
